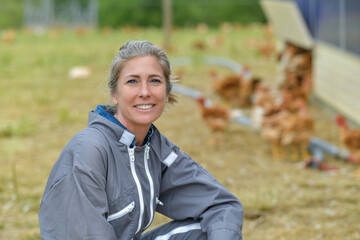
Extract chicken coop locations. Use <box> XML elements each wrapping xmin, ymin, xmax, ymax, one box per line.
<box><xmin>260</xmin><ymin>0</ymin><xmax>360</xmax><ymax>126</ymax></box>
<box><xmin>24</xmin><ymin>0</ymin><xmax>98</xmax><ymax>29</ymax></box>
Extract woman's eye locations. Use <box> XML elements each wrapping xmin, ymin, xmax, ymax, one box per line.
<box><xmin>127</xmin><ymin>79</ymin><xmax>137</xmax><ymax>84</ymax></box>
<box><xmin>151</xmin><ymin>79</ymin><xmax>161</xmax><ymax>84</ymax></box>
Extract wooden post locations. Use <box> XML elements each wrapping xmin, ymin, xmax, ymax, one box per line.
<box><xmin>162</xmin><ymin>0</ymin><xmax>172</xmax><ymax>50</ymax></box>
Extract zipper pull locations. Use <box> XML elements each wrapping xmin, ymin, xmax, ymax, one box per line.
<box><xmin>129</xmin><ymin>148</ymin><xmax>135</xmax><ymax>162</ymax></box>
<box><xmin>128</xmin><ymin>201</ymin><xmax>135</xmax><ymax>211</ymax></box>
<box><xmin>145</xmin><ymin>146</ymin><xmax>150</xmax><ymax>160</ymax></box>
<box><xmin>156</xmin><ymin>197</ymin><xmax>164</xmax><ymax>206</ymax></box>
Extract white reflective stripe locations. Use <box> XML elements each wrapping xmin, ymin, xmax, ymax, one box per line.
<box><xmin>144</xmin><ymin>145</ymin><xmax>154</xmax><ymax>229</ymax></box>
<box><xmin>128</xmin><ymin>148</ymin><xmax>144</xmax><ymax>234</ymax></box>
<box><xmin>154</xmin><ymin>223</ymin><xmax>202</xmax><ymax>240</ymax></box>
<box><xmin>107</xmin><ymin>201</ymin><xmax>135</xmax><ymax>222</ymax></box>
<box><xmin>120</xmin><ymin>131</ymin><xmax>135</xmax><ymax>146</ymax></box>
<box><xmin>163</xmin><ymin>151</ymin><xmax>178</xmax><ymax>167</ymax></box>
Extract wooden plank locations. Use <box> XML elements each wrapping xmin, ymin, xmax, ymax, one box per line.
<box><xmin>260</xmin><ymin>0</ymin><xmax>313</xmax><ymax>49</ymax></box>
<box><xmin>314</xmin><ymin>43</ymin><xmax>360</xmax><ymax>125</ymax></box>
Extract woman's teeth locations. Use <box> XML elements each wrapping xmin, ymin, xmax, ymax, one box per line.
<box><xmin>136</xmin><ymin>105</ymin><xmax>153</xmax><ymax>110</ymax></box>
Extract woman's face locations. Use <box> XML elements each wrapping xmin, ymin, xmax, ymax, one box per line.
<box><xmin>112</xmin><ymin>56</ymin><xmax>169</xmax><ymax>132</ymax></box>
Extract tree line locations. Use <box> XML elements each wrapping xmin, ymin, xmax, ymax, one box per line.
<box><xmin>1</xmin><ymin>0</ymin><xmax>266</xmax><ymax>29</ymax></box>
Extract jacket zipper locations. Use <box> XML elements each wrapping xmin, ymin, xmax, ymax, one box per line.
<box><xmin>144</xmin><ymin>145</ymin><xmax>155</xmax><ymax>229</ymax></box>
<box><xmin>107</xmin><ymin>201</ymin><xmax>135</xmax><ymax>222</ymax></box>
<box><xmin>128</xmin><ymin>147</ymin><xmax>144</xmax><ymax>235</ymax></box>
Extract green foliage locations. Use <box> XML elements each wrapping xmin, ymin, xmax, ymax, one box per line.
<box><xmin>98</xmin><ymin>0</ymin><xmax>266</xmax><ymax>28</ymax></box>
<box><xmin>0</xmin><ymin>0</ymin><xmax>24</xmax><ymax>29</ymax></box>
<box><xmin>99</xmin><ymin>0</ymin><xmax>162</xmax><ymax>28</ymax></box>
<box><xmin>172</xmin><ymin>0</ymin><xmax>266</xmax><ymax>27</ymax></box>
<box><xmin>1</xmin><ymin>0</ymin><xmax>266</xmax><ymax>29</ymax></box>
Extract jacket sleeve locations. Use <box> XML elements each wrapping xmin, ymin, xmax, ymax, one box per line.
<box><xmin>39</xmin><ymin>136</ymin><xmax>117</xmax><ymax>240</ymax></box>
<box><xmin>156</xmin><ymin>149</ymin><xmax>243</xmax><ymax>240</ymax></box>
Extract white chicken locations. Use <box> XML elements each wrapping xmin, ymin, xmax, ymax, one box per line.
<box><xmin>68</xmin><ymin>66</ymin><xmax>92</xmax><ymax>80</ymax></box>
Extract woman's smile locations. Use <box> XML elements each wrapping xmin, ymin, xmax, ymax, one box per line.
<box><xmin>135</xmin><ymin>104</ymin><xmax>155</xmax><ymax>110</ymax></box>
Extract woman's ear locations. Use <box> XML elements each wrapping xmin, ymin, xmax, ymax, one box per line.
<box><xmin>111</xmin><ymin>94</ymin><xmax>118</xmax><ymax>105</ymax></box>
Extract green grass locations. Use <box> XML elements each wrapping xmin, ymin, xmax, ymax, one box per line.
<box><xmin>1</xmin><ymin>25</ymin><xmax>359</xmax><ymax>239</ymax></box>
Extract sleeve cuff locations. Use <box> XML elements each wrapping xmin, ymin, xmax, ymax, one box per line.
<box><xmin>207</xmin><ymin>222</ymin><xmax>242</xmax><ymax>240</ymax></box>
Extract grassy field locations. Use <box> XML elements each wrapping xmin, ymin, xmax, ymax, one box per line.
<box><xmin>1</xmin><ymin>25</ymin><xmax>359</xmax><ymax>239</ymax></box>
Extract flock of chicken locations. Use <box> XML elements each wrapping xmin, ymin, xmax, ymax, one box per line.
<box><xmin>193</xmin><ymin>42</ymin><xmax>360</xmax><ymax>177</ymax></box>
<box><xmin>4</xmin><ymin>25</ymin><xmax>360</xmax><ymax>176</ymax></box>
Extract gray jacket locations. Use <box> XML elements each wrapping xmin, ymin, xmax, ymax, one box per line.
<box><xmin>39</xmin><ymin>111</ymin><xmax>243</xmax><ymax>239</ymax></box>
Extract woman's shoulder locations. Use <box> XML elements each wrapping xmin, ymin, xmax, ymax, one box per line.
<box><xmin>150</xmin><ymin>126</ymin><xmax>185</xmax><ymax>166</ymax></box>
<box><xmin>58</xmin><ymin>127</ymin><xmax>110</xmax><ymax>174</ymax></box>
<box><xmin>151</xmin><ymin>126</ymin><xmax>178</xmax><ymax>149</ymax></box>
<box><xmin>61</xmin><ymin>127</ymin><xmax>112</xmax><ymax>162</ymax></box>
<box><xmin>72</xmin><ymin>127</ymin><xmax>108</xmax><ymax>147</ymax></box>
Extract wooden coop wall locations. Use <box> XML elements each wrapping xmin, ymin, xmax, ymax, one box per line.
<box><xmin>314</xmin><ymin>43</ymin><xmax>360</xmax><ymax>125</ymax></box>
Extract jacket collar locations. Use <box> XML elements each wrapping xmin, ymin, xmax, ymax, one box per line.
<box><xmin>91</xmin><ymin>105</ymin><xmax>154</xmax><ymax>147</ymax></box>
<box><xmin>89</xmin><ymin>110</ymin><xmax>178</xmax><ymax>166</ymax></box>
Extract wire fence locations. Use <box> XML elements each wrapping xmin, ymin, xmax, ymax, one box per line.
<box><xmin>24</xmin><ymin>0</ymin><xmax>98</xmax><ymax>29</ymax></box>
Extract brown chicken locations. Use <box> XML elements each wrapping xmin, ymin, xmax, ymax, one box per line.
<box><xmin>211</xmin><ymin>34</ymin><xmax>225</xmax><ymax>48</ymax></box>
<box><xmin>210</xmin><ymin>66</ymin><xmax>261</xmax><ymax>108</ymax></box>
<box><xmin>281</xmin><ymin>99</ymin><xmax>314</xmax><ymax>161</ymax></box>
<box><xmin>173</xmin><ymin>67</ymin><xmax>186</xmax><ymax>81</ymax></box>
<box><xmin>263</xmin><ymin>24</ymin><xmax>274</xmax><ymax>41</ymax></box>
<box><xmin>196</xmin><ymin>96</ymin><xmax>230</xmax><ymax>146</ymax></box>
<box><xmin>281</xmin><ymin>48</ymin><xmax>313</xmax><ymax>102</ymax></box>
<box><xmin>196</xmin><ymin>23</ymin><xmax>209</xmax><ymax>34</ymax></box>
<box><xmin>276</xmin><ymin>42</ymin><xmax>307</xmax><ymax>85</ymax></box>
<box><xmin>281</xmin><ymin>70</ymin><xmax>313</xmax><ymax>105</ymax></box>
<box><xmin>245</xmin><ymin>38</ymin><xmax>275</xmax><ymax>59</ymax></box>
<box><xmin>277</xmin><ymin>42</ymin><xmax>306</xmax><ymax>66</ymax></box>
<box><xmin>192</xmin><ymin>40</ymin><xmax>207</xmax><ymax>51</ymax></box>
<box><xmin>74</xmin><ymin>27</ymin><xmax>88</xmax><ymax>37</ymax></box>
<box><xmin>101</xmin><ymin>26</ymin><xmax>113</xmax><ymax>36</ymax></box>
<box><xmin>335</xmin><ymin>114</ymin><xmax>360</xmax><ymax>177</ymax></box>
<box><xmin>210</xmin><ymin>70</ymin><xmax>242</xmax><ymax>106</ymax></box>
<box><xmin>287</xmin><ymin>51</ymin><xmax>312</xmax><ymax>76</ymax></box>
<box><xmin>257</xmin><ymin>40</ymin><xmax>276</xmax><ymax>59</ymax></box>
<box><xmin>245</xmin><ymin>24</ymin><xmax>275</xmax><ymax>60</ymax></box>
<box><xmin>250</xmin><ymin>83</ymin><xmax>278</xmax><ymax>130</ymax></box>
<box><xmin>294</xmin><ymin>100</ymin><xmax>314</xmax><ymax>160</ymax></box>
<box><xmin>259</xmin><ymin>88</ymin><xmax>290</xmax><ymax>160</ymax></box>
<box><xmin>259</xmin><ymin>93</ymin><xmax>313</xmax><ymax>161</ymax></box>
<box><xmin>238</xmin><ymin>74</ymin><xmax>262</xmax><ymax>107</ymax></box>
<box><xmin>2</xmin><ymin>29</ymin><xmax>16</xmax><ymax>44</ymax></box>
<box><xmin>260</xmin><ymin>106</ymin><xmax>287</xmax><ymax>160</ymax></box>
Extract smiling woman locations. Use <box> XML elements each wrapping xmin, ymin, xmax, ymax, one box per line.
<box><xmin>112</xmin><ymin>56</ymin><xmax>169</xmax><ymax>145</ymax></box>
<box><xmin>38</xmin><ymin>40</ymin><xmax>243</xmax><ymax>240</ymax></box>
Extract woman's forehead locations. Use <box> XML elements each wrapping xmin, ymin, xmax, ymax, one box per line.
<box><xmin>120</xmin><ymin>56</ymin><xmax>164</xmax><ymax>76</ymax></box>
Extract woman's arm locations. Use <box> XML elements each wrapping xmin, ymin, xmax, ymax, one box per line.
<box><xmin>156</xmin><ymin>150</ymin><xmax>243</xmax><ymax>240</ymax></box>
<box><xmin>39</xmin><ymin>132</ymin><xmax>117</xmax><ymax>239</ymax></box>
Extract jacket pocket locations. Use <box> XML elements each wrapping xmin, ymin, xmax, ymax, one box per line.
<box><xmin>107</xmin><ymin>187</ymin><xmax>137</xmax><ymax>238</ymax></box>
<box><xmin>107</xmin><ymin>201</ymin><xmax>135</xmax><ymax>222</ymax></box>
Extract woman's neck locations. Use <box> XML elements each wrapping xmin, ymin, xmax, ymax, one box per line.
<box><xmin>133</xmin><ymin>128</ymin><xmax>149</xmax><ymax>146</ymax></box>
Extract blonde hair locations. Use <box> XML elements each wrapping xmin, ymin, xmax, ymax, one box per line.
<box><xmin>108</xmin><ymin>40</ymin><xmax>177</xmax><ymax>103</ymax></box>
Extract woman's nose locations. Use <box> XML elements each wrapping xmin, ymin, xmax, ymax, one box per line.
<box><xmin>138</xmin><ymin>82</ymin><xmax>150</xmax><ymax>97</ymax></box>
